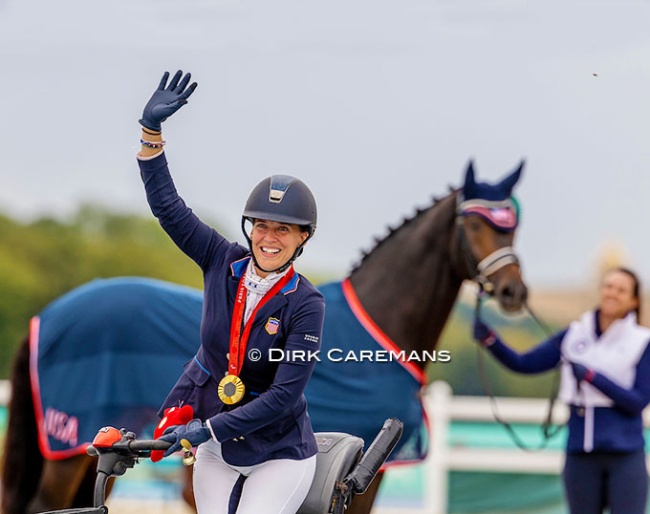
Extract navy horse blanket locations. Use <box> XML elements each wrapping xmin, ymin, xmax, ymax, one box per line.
<box><xmin>306</xmin><ymin>280</ymin><xmax>428</xmax><ymax>464</ymax></box>
<box><xmin>30</xmin><ymin>277</ymin><xmax>427</xmax><ymax>464</ymax></box>
<box><xmin>29</xmin><ymin>277</ymin><xmax>203</xmax><ymax>459</ymax></box>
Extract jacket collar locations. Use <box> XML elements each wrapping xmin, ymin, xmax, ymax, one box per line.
<box><xmin>230</xmin><ymin>256</ymin><xmax>300</xmax><ymax>294</ymax></box>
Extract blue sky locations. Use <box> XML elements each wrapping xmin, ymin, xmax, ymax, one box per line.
<box><xmin>1</xmin><ymin>0</ymin><xmax>649</xmax><ymax>288</ymax></box>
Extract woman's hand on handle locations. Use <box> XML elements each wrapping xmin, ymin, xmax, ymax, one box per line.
<box><xmin>159</xmin><ymin>418</ymin><xmax>211</xmax><ymax>458</ymax></box>
<box><xmin>139</xmin><ymin>70</ymin><xmax>198</xmax><ymax>131</ymax></box>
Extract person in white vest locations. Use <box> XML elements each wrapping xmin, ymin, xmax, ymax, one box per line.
<box><xmin>473</xmin><ymin>267</ymin><xmax>650</xmax><ymax>514</ymax></box>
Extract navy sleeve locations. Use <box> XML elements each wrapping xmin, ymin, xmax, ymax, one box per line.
<box><xmin>588</xmin><ymin>341</ymin><xmax>650</xmax><ymax>415</ymax></box>
<box><xmin>138</xmin><ymin>152</ymin><xmax>228</xmax><ymax>270</ymax></box>
<box><xmin>208</xmin><ymin>292</ymin><xmax>326</xmax><ymax>440</ymax></box>
<box><xmin>487</xmin><ymin>329</ymin><xmax>567</xmax><ymax>373</ymax></box>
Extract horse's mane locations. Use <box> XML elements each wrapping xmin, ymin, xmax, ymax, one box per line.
<box><xmin>349</xmin><ymin>187</ymin><xmax>456</xmax><ymax>275</ymax></box>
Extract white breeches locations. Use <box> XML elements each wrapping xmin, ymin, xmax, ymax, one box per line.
<box><xmin>193</xmin><ymin>439</ymin><xmax>317</xmax><ymax>514</ymax></box>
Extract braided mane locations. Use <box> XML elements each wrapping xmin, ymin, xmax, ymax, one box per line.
<box><xmin>349</xmin><ymin>187</ymin><xmax>456</xmax><ymax>274</ymax></box>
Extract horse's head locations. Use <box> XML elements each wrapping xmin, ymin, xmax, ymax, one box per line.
<box><xmin>455</xmin><ymin>160</ymin><xmax>528</xmax><ymax>312</ymax></box>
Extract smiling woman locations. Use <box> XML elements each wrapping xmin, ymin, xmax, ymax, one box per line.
<box><xmin>240</xmin><ymin>174</ymin><xmax>317</xmax><ymax>277</ymax></box>
<box><xmin>598</xmin><ymin>268</ymin><xmax>641</xmax><ymax>327</ymax></box>
<box><xmin>247</xmin><ymin>220</ymin><xmax>309</xmax><ymax>276</ymax></box>
<box><xmin>473</xmin><ymin>267</ymin><xmax>650</xmax><ymax>514</ymax></box>
<box><xmin>136</xmin><ymin>70</ymin><xmax>325</xmax><ymax>514</ymax></box>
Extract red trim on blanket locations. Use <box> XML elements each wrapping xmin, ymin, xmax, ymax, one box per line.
<box><xmin>341</xmin><ymin>278</ymin><xmax>427</xmax><ymax>385</ymax></box>
<box><xmin>29</xmin><ymin>316</ymin><xmax>90</xmax><ymax>460</ymax></box>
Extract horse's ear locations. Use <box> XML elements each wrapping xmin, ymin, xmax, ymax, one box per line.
<box><xmin>498</xmin><ymin>160</ymin><xmax>525</xmax><ymax>196</ymax></box>
<box><xmin>462</xmin><ymin>160</ymin><xmax>477</xmax><ymax>197</ymax></box>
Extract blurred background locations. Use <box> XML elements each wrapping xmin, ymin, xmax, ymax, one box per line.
<box><xmin>1</xmin><ymin>1</ymin><xmax>649</xmax><ymax>512</ymax></box>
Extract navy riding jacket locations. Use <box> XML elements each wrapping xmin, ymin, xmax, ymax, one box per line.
<box><xmin>139</xmin><ymin>152</ymin><xmax>325</xmax><ymax>466</ymax></box>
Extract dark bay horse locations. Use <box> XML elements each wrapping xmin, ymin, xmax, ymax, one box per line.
<box><xmin>1</xmin><ymin>161</ymin><xmax>528</xmax><ymax>514</ymax></box>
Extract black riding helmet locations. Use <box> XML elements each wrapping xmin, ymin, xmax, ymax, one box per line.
<box><xmin>241</xmin><ymin>175</ymin><xmax>317</xmax><ymax>274</ymax></box>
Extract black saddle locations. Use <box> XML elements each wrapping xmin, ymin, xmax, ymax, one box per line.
<box><xmin>298</xmin><ymin>432</ymin><xmax>364</xmax><ymax>514</ymax></box>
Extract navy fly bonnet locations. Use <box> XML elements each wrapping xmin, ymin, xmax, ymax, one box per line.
<box><xmin>458</xmin><ymin>160</ymin><xmax>524</xmax><ymax>232</ymax></box>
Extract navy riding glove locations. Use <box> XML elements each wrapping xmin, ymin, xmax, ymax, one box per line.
<box><xmin>159</xmin><ymin>418</ymin><xmax>211</xmax><ymax>458</ymax></box>
<box><xmin>473</xmin><ymin>318</ymin><xmax>497</xmax><ymax>346</ymax></box>
<box><xmin>139</xmin><ymin>70</ymin><xmax>198</xmax><ymax>131</ymax></box>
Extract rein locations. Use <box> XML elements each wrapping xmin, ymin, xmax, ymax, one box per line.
<box><xmin>474</xmin><ymin>288</ymin><xmax>563</xmax><ymax>452</ymax></box>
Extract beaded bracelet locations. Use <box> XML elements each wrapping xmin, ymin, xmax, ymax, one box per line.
<box><xmin>140</xmin><ymin>139</ymin><xmax>166</xmax><ymax>149</ymax></box>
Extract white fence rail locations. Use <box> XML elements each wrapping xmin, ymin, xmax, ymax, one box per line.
<box><xmin>385</xmin><ymin>381</ymin><xmax>650</xmax><ymax>514</ymax></box>
<box><xmin>418</xmin><ymin>380</ymin><xmax>568</xmax><ymax>514</ymax></box>
<box><xmin>0</xmin><ymin>380</ymin><xmax>9</xmax><ymax>408</ymax></box>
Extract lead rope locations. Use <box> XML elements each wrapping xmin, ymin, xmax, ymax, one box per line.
<box><xmin>475</xmin><ymin>288</ymin><xmax>563</xmax><ymax>452</ymax></box>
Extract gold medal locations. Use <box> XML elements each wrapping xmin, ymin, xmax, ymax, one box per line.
<box><xmin>218</xmin><ymin>374</ymin><xmax>245</xmax><ymax>405</ymax></box>
<box><xmin>222</xmin><ymin>265</ymin><xmax>293</xmax><ymax>407</ymax></box>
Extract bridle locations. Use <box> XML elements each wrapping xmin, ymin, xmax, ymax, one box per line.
<box><xmin>455</xmin><ymin>195</ymin><xmax>520</xmax><ymax>292</ymax></box>
<box><xmin>455</xmin><ymin>194</ymin><xmax>563</xmax><ymax>451</ymax></box>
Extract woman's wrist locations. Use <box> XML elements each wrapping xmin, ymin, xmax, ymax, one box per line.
<box><xmin>584</xmin><ymin>368</ymin><xmax>596</xmax><ymax>383</ymax></box>
<box><xmin>139</xmin><ymin>128</ymin><xmax>165</xmax><ymax>157</ymax></box>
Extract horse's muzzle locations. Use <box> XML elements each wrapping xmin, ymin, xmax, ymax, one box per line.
<box><xmin>494</xmin><ymin>276</ymin><xmax>528</xmax><ymax>312</ymax></box>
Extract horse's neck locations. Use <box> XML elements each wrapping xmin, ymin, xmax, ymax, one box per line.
<box><xmin>348</xmin><ymin>194</ymin><xmax>465</xmax><ymax>361</ymax></box>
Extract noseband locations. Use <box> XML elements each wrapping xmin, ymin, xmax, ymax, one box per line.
<box><xmin>455</xmin><ymin>196</ymin><xmax>520</xmax><ymax>293</ymax></box>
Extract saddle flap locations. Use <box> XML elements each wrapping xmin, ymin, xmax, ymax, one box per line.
<box><xmin>297</xmin><ymin>432</ymin><xmax>364</xmax><ymax>514</ymax></box>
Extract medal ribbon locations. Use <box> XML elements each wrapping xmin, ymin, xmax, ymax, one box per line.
<box><xmin>228</xmin><ymin>265</ymin><xmax>295</xmax><ymax>376</ymax></box>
